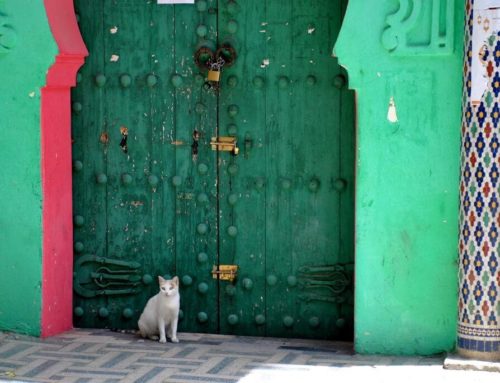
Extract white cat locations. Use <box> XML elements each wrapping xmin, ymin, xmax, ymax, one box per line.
<box><xmin>138</xmin><ymin>276</ymin><xmax>180</xmax><ymax>343</ymax></box>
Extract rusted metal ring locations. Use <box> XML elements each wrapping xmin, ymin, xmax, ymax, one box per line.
<box><xmin>216</xmin><ymin>44</ymin><xmax>237</xmax><ymax>68</ymax></box>
<box><xmin>194</xmin><ymin>47</ymin><xmax>215</xmax><ymax>70</ymax></box>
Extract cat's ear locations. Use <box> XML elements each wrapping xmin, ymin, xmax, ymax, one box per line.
<box><xmin>158</xmin><ymin>276</ymin><xmax>166</xmax><ymax>285</ymax></box>
<box><xmin>172</xmin><ymin>276</ymin><xmax>179</xmax><ymax>286</ymax></box>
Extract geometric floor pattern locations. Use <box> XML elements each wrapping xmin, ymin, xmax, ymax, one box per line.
<box><xmin>0</xmin><ymin>329</ymin><xmax>498</xmax><ymax>383</ymax></box>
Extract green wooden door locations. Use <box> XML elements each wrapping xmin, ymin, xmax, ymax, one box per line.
<box><xmin>72</xmin><ymin>0</ymin><xmax>354</xmax><ymax>341</ymax></box>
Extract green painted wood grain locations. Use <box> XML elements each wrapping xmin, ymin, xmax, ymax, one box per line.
<box><xmin>149</xmin><ymin>1</ymin><xmax>177</xmax><ymax>322</ymax></box>
<box><xmin>173</xmin><ymin>1</ymin><xmax>218</xmax><ymax>334</ymax></box>
<box><xmin>72</xmin><ymin>0</ymin><xmax>108</xmax><ymax>328</ymax></box>
<box><xmin>103</xmin><ymin>0</ymin><xmax>156</xmax><ymax>328</ymax></box>
<box><xmin>218</xmin><ymin>0</ymin><xmax>268</xmax><ymax>336</ymax></box>
<box><xmin>264</xmin><ymin>0</ymin><xmax>295</xmax><ymax>338</ymax></box>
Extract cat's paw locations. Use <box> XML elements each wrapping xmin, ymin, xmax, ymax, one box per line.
<box><xmin>159</xmin><ymin>337</ymin><xmax>167</xmax><ymax>343</ymax></box>
<box><xmin>171</xmin><ymin>337</ymin><xmax>179</xmax><ymax>343</ymax></box>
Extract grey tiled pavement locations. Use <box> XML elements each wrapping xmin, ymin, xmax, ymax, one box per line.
<box><xmin>0</xmin><ymin>329</ymin><xmax>498</xmax><ymax>383</ymax></box>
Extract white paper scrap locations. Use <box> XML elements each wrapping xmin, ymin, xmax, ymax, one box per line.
<box><xmin>158</xmin><ymin>0</ymin><xmax>194</xmax><ymax>4</ymax></box>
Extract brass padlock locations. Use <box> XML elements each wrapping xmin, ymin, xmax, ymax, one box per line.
<box><xmin>207</xmin><ymin>70</ymin><xmax>221</xmax><ymax>82</ymax></box>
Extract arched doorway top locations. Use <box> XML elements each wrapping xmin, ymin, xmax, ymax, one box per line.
<box><xmin>44</xmin><ymin>0</ymin><xmax>87</xmax><ymax>86</ymax></box>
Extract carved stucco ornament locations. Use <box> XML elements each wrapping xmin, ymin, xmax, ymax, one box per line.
<box><xmin>0</xmin><ymin>14</ymin><xmax>17</xmax><ymax>55</ymax></box>
<box><xmin>381</xmin><ymin>0</ymin><xmax>455</xmax><ymax>55</ymax></box>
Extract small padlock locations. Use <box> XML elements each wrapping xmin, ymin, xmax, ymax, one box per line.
<box><xmin>207</xmin><ymin>70</ymin><xmax>221</xmax><ymax>82</ymax></box>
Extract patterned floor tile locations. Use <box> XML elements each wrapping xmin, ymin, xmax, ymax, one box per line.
<box><xmin>0</xmin><ymin>330</ymin><xmax>499</xmax><ymax>383</ymax></box>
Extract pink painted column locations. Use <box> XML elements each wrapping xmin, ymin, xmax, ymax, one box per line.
<box><xmin>41</xmin><ymin>0</ymin><xmax>87</xmax><ymax>337</ymax></box>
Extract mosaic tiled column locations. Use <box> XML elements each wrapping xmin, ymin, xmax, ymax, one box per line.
<box><xmin>458</xmin><ymin>0</ymin><xmax>500</xmax><ymax>361</ymax></box>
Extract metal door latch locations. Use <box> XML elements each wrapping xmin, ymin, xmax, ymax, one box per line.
<box><xmin>212</xmin><ymin>265</ymin><xmax>238</xmax><ymax>282</ymax></box>
<box><xmin>210</xmin><ymin>136</ymin><xmax>239</xmax><ymax>156</ymax></box>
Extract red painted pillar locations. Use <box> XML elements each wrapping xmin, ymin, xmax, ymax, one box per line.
<box><xmin>41</xmin><ymin>0</ymin><xmax>87</xmax><ymax>337</ymax></box>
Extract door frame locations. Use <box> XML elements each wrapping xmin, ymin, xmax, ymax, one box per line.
<box><xmin>40</xmin><ymin>0</ymin><xmax>356</xmax><ymax>338</ymax></box>
<box><xmin>41</xmin><ymin>0</ymin><xmax>87</xmax><ymax>337</ymax></box>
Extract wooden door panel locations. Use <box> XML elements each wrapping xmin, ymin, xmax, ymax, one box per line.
<box><xmin>217</xmin><ymin>0</ymin><xmax>354</xmax><ymax>340</ymax></box>
<box><xmin>217</xmin><ymin>0</ymin><xmax>268</xmax><ymax>336</ymax></box>
<box><xmin>173</xmin><ymin>1</ymin><xmax>218</xmax><ymax>333</ymax></box>
<box><xmin>72</xmin><ymin>0</ymin><xmax>219</xmax><ymax>332</ymax></box>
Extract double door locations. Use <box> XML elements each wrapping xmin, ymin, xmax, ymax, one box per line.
<box><xmin>72</xmin><ymin>0</ymin><xmax>354</xmax><ymax>340</ymax></box>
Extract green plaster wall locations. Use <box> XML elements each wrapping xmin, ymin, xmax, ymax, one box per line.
<box><xmin>335</xmin><ymin>0</ymin><xmax>464</xmax><ymax>355</ymax></box>
<box><xmin>0</xmin><ymin>0</ymin><xmax>57</xmax><ymax>335</ymax></box>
